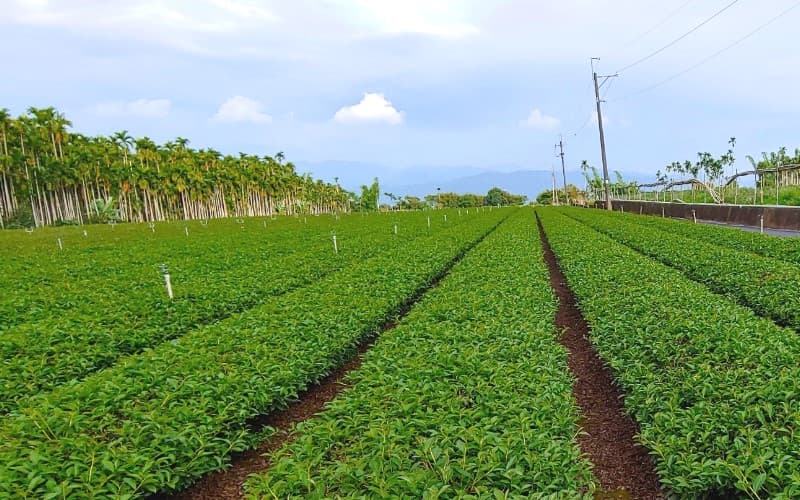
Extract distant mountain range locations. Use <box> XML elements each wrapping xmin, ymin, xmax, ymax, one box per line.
<box><xmin>296</xmin><ymin>160</ymin><xmax>654</xmax><ymax>203</ymax></box>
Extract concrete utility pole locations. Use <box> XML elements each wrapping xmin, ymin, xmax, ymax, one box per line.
<box><xmin>551</xmin><ymin>164</ymin><xmax>558</xmax><ymax>205</ymax></box>
<box><xmin>591</xmin><ymin>58</ymin><xmax>617</xmax><ymax>210</ymax></box>
<box><xmin>557</xmin><ymin>136</ymin><xmax>568</xmax><ymax>205</ymax></box>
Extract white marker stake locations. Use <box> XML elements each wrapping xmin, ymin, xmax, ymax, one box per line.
<box><xmin>57</xmin><ymin>238</ymin><xmax>63</xmax><ymax>250</ymax></box>
<box><xmin>444</xmin><ymin>214</ymin><xmax>447</xmax><ymax>222</ymax></box>
<box><xmin>760</xmin><ymin>215</ymin><xmax>764</xmax><ymax>234</ymax></box>
<box><xmin>427</xmin><ymin>216</ymin><xmax>430</xmax><ymax>228</ymax></box>
<box><xmin>692</xmin><ymin>210</ymin><xmax>697</xmax><ymax>223</ymax></box>
<box><xmin>160</xmin><ymin>264</ymin><xmax>173</xmax><ymax>299</ymax></box>
<box><xmin>332</xmin><ymin>233</ymin><xmax>338</xmax><ymax>253</ymax></box>
<box><xmin>184</xmin><ymin>226</ymin><xmax>189</xmax><ymax>236</ymax></box>
<box><xmin>393</xmin><ymin>223</ymin><xmax>397</xmax><ymax>235</ymax></box>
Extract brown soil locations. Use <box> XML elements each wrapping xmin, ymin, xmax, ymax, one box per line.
<box><xmin>152</xmin><ymin>223</ymin><xmax>500</xmax><ymax>500</ymax></box>
<box><xmin>536</xmin><ymin>215</ymin><xmax>665</xmax><ymax>499</ymax></box>
<box><xmin>153</xmin><ymin>334</ymin><xmax>377</xmax><ymax>500</ymax></box>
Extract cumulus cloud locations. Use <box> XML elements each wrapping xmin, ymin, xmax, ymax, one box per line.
<box><xmin>214</xmin><ymin>96</ymin><xmax>272</xmax><ymax>123</ymax></box>
<box><xmin>520</xmin><ymin>108</ymin><xmax>560</xmax><ymax>130</ymax></box>
<box><xmin>4</xmin><ymin>0</ymin><xmax>280</xmax><ymax>55</ymax></box>
<box><xmin>334</xmin><ymin>93</ymin><xmax>404</xmax><ymax>125</ymax></box>
<box><xmin>92</xmin><ymin>98</ymin><xmax>172</xmax><ymax>117</ymax></box>
<box><xmin>337</xmin><ymin>0</ymin><xmax>479</xmax><ymax>39</ymax></box>
<box><xmin>589</xmin><ymin>111</ymin><xmax>631</xmax><ymax>128</ymax></box>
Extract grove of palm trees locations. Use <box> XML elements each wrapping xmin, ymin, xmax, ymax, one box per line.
<box><xmin>0</xmin><ymin>107</ymin><xmax>351</xmax><ymax>228</ymax></box>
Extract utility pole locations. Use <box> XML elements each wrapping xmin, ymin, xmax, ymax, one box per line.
<box><xmin>591</xmin><ymin>57</ymin><xmax>617</xmax><ymax>210</ymax></box>
<box><xmin>551</xmin><ymin>164</ymin><xmax>558</xmax><ymax>205</ymax></box>
<box><xmin>557</xmin><ymin>136</ymin><xmax>568</xmax><ymax>205</ymax></box>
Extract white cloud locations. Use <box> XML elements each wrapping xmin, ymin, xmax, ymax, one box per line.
<box><xmin>589</xmin><ymin>111</ymin><xmax>632</xmax><ymax>128</ymax></box>
<box><xmin>92</xmin><ymin>98</ymin><xmax>172</xmax><ymax>117</ymax></box>
<box><xmin>334</xmin><ymin>93</ymin><xmax>404</xmax><ymax>125</ymax></box>
<box><xmin>214</xmin><ymin>95</ymin><xmax>272</xmax><ymax>123</ymax></box>
<box><xmin>520</xmin><ymin>108</ymin><xmax>559</xmax><ymax>130</ymax></box>
<box><xmin>330</xmin><ymin>0</ymin><xmax>479</xmax><ymax>39</ymax></box>
<box><xmin>3</xmin><ymin>0</ymin><xmax>281</xmax><ymax>55</ymax></box>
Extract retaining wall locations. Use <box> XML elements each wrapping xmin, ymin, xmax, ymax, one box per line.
<box><xmin>592</xmin><ymin>200</ymin><xmax>800</xmax><ymax>231</ymax></box>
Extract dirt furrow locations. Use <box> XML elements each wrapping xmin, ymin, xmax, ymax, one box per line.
<box><xmin>536</xmin><ymin>214</ymin><xmax>664</xmax><ymax>499</ymax></box>
<box><xmin>152</xmin><ymin>219</ymin><xmax>506</xmax><ymax>500</ymax></box>
<box><xmin>153</xmin><ymin>333</ymin><xmax>377</xmax><ymax>500</ymax></box>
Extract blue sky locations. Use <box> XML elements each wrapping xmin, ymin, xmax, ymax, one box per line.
<box><xmin>2</xmin><ymin>0</ymin><xmax>799</xmax><ymax>186</ymax></box>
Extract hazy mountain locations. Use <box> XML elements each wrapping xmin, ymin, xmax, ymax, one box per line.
<box><xmin>296</xmin><ymin>161</ymin><xmax>488</xmax><ymax>192</ymax></box>
<box><xmin>296</xmin><ymin>160</ymin><xmax>654</xmax><ymax>203</ymax></box>
<box><xmin>384</xmin><ymin>170</ymin><xmax>655</xmax><ymax>202</ymax></box>
<box><xmin>384</xmin><ymin>170</ymin><xmax>556</xmax><ymax>201</ymax></box>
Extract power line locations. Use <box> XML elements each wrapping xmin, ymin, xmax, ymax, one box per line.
<box><xmin>572</xmin><ymin>110</ymin><xmax>594</xmax><ymax>137</ymax></box>
<box><xmin>569</xmin><ymin>58</ymin><xmax>608</xmax><ymax>137</ymax></box>
<box><xmin>622</xmin><ymin>0</ymin><xmax>695</xmax><ymax>48</ymax></box>
<box><xmin>601</xmin><ymin>76</ymin><xmax>616</xmax><ymax>99</ymax></box>
<box><xmin>571</xmin><ymin>75</ymin><xmax>616</xmax><ymax>137</ymax></box>
<box><xmin>615</xmin><ymin>0</ymin><xmax>741</xmax><ymax>74</ymax></box>
<box><xmin>611</xmin><ymin>0</ymin><xmax>800</xmax><ymax>102</ymax></box>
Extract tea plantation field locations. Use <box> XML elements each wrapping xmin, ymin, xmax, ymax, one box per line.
<box><xmin>3</xmin><ymin>206</ymin><xmax>800</xmax><ymax>498</ymax></box>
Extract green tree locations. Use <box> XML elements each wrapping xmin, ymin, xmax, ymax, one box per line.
<box><xmin>0</xmin><ymin>106</ymin><xmax>350</xmax><ymax>227</ymax></box>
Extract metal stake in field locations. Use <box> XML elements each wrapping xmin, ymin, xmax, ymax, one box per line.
<box><xmin>393</xmin><ymin>223</ymin><xmax>397</xmax><ymax>235</ymax></box>
<box><xmin>332</xmin><ymin>232</ymin><xmax>338</xmax><ymax>253</ymax></box>
<box><xmin>692</xmin><ymin>210</ymin><xmax>697</xmax><ymax>223</ymax></box>
<box><xmin>160</xmin><ymin>264</ymin><xmax>173</xmax><ymax>299</ymax></box>
<box><xmin>760</xmin><ymin>215</ymin><xmax>764</xmax><ymax>234</ymax></box>
<box><xmin>427</xmin><ymin>216</ymin><xmax>430</xmax><ymax>228</ymax></box>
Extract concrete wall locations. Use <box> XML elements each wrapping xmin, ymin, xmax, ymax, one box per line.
<box><xmin>592</xmin><ymin>201</ymin><xmax>800</xmax><ymax>231</ymax></box>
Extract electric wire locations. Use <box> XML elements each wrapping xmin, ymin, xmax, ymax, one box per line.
<box><xmin>615</xmin><ymin>0</ymin><xmax>741</xmax><ymax>74</ymax></box>
<box><xmin>572</xmin><ymin>111</ymin><xmax>594</xmax><ymax>137</ymax></box>
<box><xmin>622</xmin><ymin>0</ymin><xmax>695</xmax><ymax>48</ymax></box>
<box><xmin>572</xmin><ymin>74</ymin><xmax>616</xmax><ymax>137</ymax></box>
<box><xmin>611</xmin><ymin>0</ymin><xmax>800</xmax><ymax>102</ymax></box>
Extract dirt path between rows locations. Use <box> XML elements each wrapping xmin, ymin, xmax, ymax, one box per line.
<box><xmin>153</xmin><ymin>221</ymin><xmax>506</xmax><ymax>500</ymax></box>
<box><xmin>153</xmin><ymin>333</ymin><xmax>378</xmax><ymax>500</ymax></box>
<box><xmin>536</xmin><ymin>215</ymin><xmax>665</xmax><ymax>499</ymax></box>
